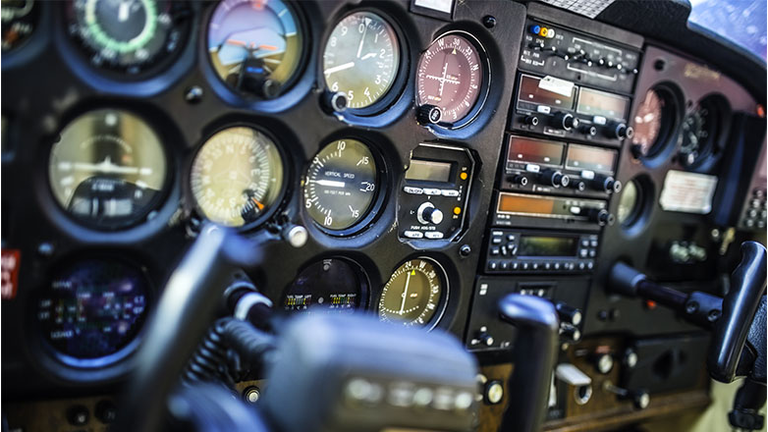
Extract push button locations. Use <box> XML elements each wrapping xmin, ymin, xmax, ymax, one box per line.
<box><xmin>403</xmin><ymin>231</ymin><xmax>424</xmax><ymax>239</ymax></box>
<box><xmin>424</xmin><ymin>232</ymin><xmax>444</xmax><ymax>239</ymax></box>
<box><xmin>403</xmin><ymin>186</ymin><xmax>423</xmax><ymax>195</ymax></box>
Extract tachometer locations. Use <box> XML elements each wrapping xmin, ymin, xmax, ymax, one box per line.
<box><xmin>377</xmin><ymin>257</ymin><xmax>447</xmax><ymax>328</ymax></box>
<box><xmin>208</xmin><ymin>0</ymin><xmax>304</xmax><ymax>98</ymax></box>
<box><xmin>190</xmin><ymin>126</ymin><xmax>284</xmax><ymax>228</ymax></box>
<box><xmin>36</xmin><ymin>258</ymin><xmax>150</xmax><ymax>365</ymax></box>
<box><xmin>631</xmin><ymin>86</ymin><xmax>678</xmax><ymax>159</ymax></box>
<box><xmin>48</xmin><ymin>109</ymin><xmax>169</xmax><ymax>229</ymax></box>
<box><xmin>303</xmin><ymin>139</ymin><xmax>379</xmax><ymax>232</ymax></box>
<box><xmin>66</xmin><ymin>0</ymin><xmax>190</xmax><ymax>74</ymax></box>
<box><xmin>416</xmin><ymin>31</ymin><xmax>488</xmax><ymax>128</ymax></box>
<box><xmin>282</xmin><ymin>258</ymin><xmax>368</xmax><ymax>313</ymax></box>
<box><xmin>322</xmin><ymin>11</ymin><xmax>400</xmax><ymax>110</ymax></box>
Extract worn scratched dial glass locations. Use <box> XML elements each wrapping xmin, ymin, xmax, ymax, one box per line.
<box><xmin>190</xmin><ymin>127</ymin><xmax>284</xmax><ymax>228</ymax></box>
<box><xmin>48</xmin><ymin>109</ymin><xmax>168</xmax><ymax>229</ymax></box>
<box><xmin>304</xmin><ymin>139</ymin><xmax>378</xmax><ymax>232</ymax></box>
<box><xmin>378</xmin><ymin>258</ymin><xmax>446</xmax><ymax>328</ymax></box>
<box><xmin>208</xmin><ymin>0</ymin><xmax>303</xmax><ymax>98</ymax></box>
<box><xmin>322</xmin><ymin>11</ymin><xmax>400</xmax><ymax>109</ymax></box>
<box><xmin>416</xmin><ymin>32</ymin><xmax>485</xmax><ymax>126</ymax></box>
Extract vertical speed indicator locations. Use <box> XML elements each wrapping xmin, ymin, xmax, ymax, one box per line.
<box><xmin>303</xmin><ymin>139</ymin><xmax>379</xmax><ymax>233</ymax></box>
<box><xmin>416</xmin><ymin>32</ymin><xmax>488</xmax><ymax>128</ymax></box>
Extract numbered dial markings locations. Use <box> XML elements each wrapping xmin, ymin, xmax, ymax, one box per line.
<box><xmin>304</xmin><ymin>139</ymin><xmax>378</xmax><ymax>231</ymax></box>
<box><xmin>417</xmin><ymin>33</ymin><xmax>485</xmax><ymax>125</ymax></box>
<box><xmin>323</xmin><ymin>11</ymin><xmax>400</xmax><ymax>109</ymax></box>
<box><xmin>190</xmin><ymin>127</ymin><xmax>284</xmax><ymax>228</ymax></box>
<box><xmin>378</xmin><ymin>258</ymin><xmax>446</xmax><ymax>327</ymax></box>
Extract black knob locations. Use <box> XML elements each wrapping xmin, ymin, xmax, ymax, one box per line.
<box><xmin>418</xmin><ymin>202</ymin><xmax>444</xmax><ymax>225</ymax></box>
<box><xmin>95</xmin><ymin>400</ymin><xmax>118</xmax><ymax>424</ymax></box>
<box><xmin>559</xmin><ymin>324</ymin><xmax>581</xmax><ymax>342</ymax></box>
<box><xmin>555</xmin><ymin>302</ymin><xmax>583</xmax><ymax>326</ymax></box>
<box><xmin>539</xmin><ymin>169</ymin><xmax>570</xmax><ymax>188</ymax></box>
<box><xmin>630</xmin><ymin>389</ymin><xmax>651</xmax><ymax>410</ymax></box>
<box><xmin>588</xmin><ymin>208</ymin><xmax>615</xmax><ymax>226</ymax></box>
<box><xmin>523</xmin><ymin>115</ymin><xmax>540</xmax><ymax>126</ymax></box>
<box><xmin>553</xmin><ymin>112</ymin><xmax>579</xmax><ymax>131</ymax></box>
<box><xmin>630</xmin><ymin>143</ymin><xmax>645</xmax><ymax>159</ymax></box>
<box><xmin>510</xmin><ymin>174</ymin><xmax>529</xmax><ymax>186</ymax></box>
<box><xmin>606</xmin><ymin>121</ymin><xmax>633</xmax><ymax>139</ymax></box>
<box><xmin>476</xmin><ymin>330</ymin><xmax>495</xmax><ymax>347</ymax></box>
<box><xmin>592</xmin><ymin>174</ymin><xmax>622</xmax><ymax>194</ymax></box>
<box><xmin>570</xmin><ymin>179</ymin><xmax>587</xmax><ymax>192</ymax></box>
<box><xmin>580</xmin><ymin>124</ymin><xmax>597</xmax><ymax>136</ymax></box>
<box><xmin>417</xmin><ymin>104</ymin><xmax>442</xmax><ymax>125</ymax></box>
<box><xmin>67</xmin><ymin>405</ymin><xmax>90</xmax><ymax>426</ymax></box>
<box><xmin>593</xmin><ymin>353</ymin><xmax>614</xmax><ymax>374</ymax></box>
<box><xmin>322</xmin><ymin>91</ymin><xmax>348</xmax><ymax>113</ymax></box>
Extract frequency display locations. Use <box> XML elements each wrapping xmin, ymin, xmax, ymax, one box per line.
<box><xmin>507</xmin><ymin>137</ymin><xmax>565</xmax><ymax>166</ymax></box>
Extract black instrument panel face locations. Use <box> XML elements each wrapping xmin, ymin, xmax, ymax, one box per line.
<box><xmin>1</xmin><ymin>0</ymin><xmax>526</xmax><ymax>395</ymax></box>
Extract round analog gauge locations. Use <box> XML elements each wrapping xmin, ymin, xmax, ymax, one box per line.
<box><xmin>377</xmin><ymin>258</ymin><xmax>447</xmax><ymax>328</ymax></box>
<box><xmin>631</xmin><ymin>87</ymin><xmax>677</xmax><ymax>159</ymax></box>
<box><xmin>678</xmin><ymin>97</ymin><xmax>723</xmax><ymax>169</ymax></box>
<box><xmin>617</xmin><ymin>179</ymin><xmax>639</xmax><ymax>226</ymax></box>
<box><xmin>416</xmin><ymin>32</ymin><xmax>487</xmax><ymax>127</ymax></box>
<box><xmin>283</xmin><ymin>258</ymin><xmax>368</xmax><ymax>313</ymax></box>
<box><xmin>48</xmin><ymin>109</ymin><xmax>168</xmax><ymax>229</ymax></box>
<box><xmin>322</xmin><ymin>11</ymin><xmax>400</xmax><ymax>110</ymax></box>
<box><xmin>36</xmin><ymin>258</ymin><xmax>150</xmax><ymax>364</ymax></box>
<box><xmin>208</xmin><ymin>0</ymin><xmax>304</xmax><ymax>98</ymax></box>
<box><xmin>66</xmin><ymin>0</ymin><xmax>190</xmax><ymax>74</ymax></box>
<box><xmin>191</xmin><ymin>127</ymin><xmax>284</xmax><ymax>228</ymax></box>
<box><xmin>2</xmin><ymin>0</ymin><xmax>39</xmax><ymax>52</ymax></box>
<box><xmin>304</xmin><ymin>139</ymin><xmax>378</xmax><ymax>232</ymax></box>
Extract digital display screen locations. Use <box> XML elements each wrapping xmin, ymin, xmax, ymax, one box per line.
<box><xmin>518</xmin><ymin>75</ymin><xmax>576</xmax><ymax>109</ymax></box>
<box><xmin>566</xmin><ymin>144</ymin><xmax>617</xmax><ymax>173</ymax></box>
<box><xmin>405</xmin><ymin>159</ymin><xmax>452</xmax><ymax>183</ymax></box>
<box><xmin>518</xmin><ymin>236</ymin><xmax>578</xmax><ymax>257</ymax></box>
<box><xmin>508</xmin><ymin>137</ymin><xmax>565</xmax><ymax>166</ymax></box>
<box><xmin>577</xmin><ymin>88</ymin><xmax>629</xmax><ymax>119</ymax></box>
<box><xmin>498</xmin><ymin>194</ymin><xmax>555</xmax><ymax>215</ymax></box>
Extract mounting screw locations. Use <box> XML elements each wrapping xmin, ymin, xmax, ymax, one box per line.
<box><xmin>185</xmin><ymin>86</ymin><xmax>204</xmax><ymax>104</ymax></box>
<box><xmin>482</xmin><ymin>15</ymin><xmax>497</xmax><ymax>29</ymax></box>
<box><xmin>707</xmin><ymin>309</ymin><xmax>721</xmax><ymax>322</ymax></box>
<box><xmin>243</xmin><ymin>386</ymin><xmax>261</xmax><ymax>404</ymax></box>
<box><xmin>37</xmin><ymin>242</ymin><xmax>54</xmax><ymax>258</ymax></box>
<box><xmin>459</xmin><ymin>244</ymin><xmax>471</xmax><ymax>257</ymax></box>
<box><xmin>685</xmin><ymin>301</ymin><xmax>699</xmax><ymax>314</ymax></box>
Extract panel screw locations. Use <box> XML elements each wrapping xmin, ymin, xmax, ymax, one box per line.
<box><xmin>707</xmin><ymin>309</ymin><xmax>721</xmax><ymax>322</ymax></box>
<box><xmin>185</xmin><ymin>86</ymin><xmax>204</xmax><ymax>104</ymax></box>
<box><xmin>37</xmin><ymin>242</ymin><xmax>54</xmax><ymax>257</ymax></box>
<box><xmin>243</xmin><ymin>386</ymin><xmax>261</xmax><ymax>404</ymax></box>
<box><xmin>482</xmin><ymin>15</ymin><xmax>497</xmax><ymax>29</ymax></box>
<box><xmin>459</xmin><ymin>244</ymin><xmax>471</xmax><ymax>257</ymax></box>
<box><xmin>685</xmin><ymin>301</ymin><xmax>699</xmax><ymax>314</ymax></box>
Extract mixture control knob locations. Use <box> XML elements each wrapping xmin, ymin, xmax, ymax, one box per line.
<box><xmin>539</xmin><ymin>169</ymin><xmax>570</xmax><ymax>188</ymax></box>
<box><xmin>417</xmin><ymin>202</ymin><xmax>444</xmax><ymax>225</ymax></box>
<box><xmin>555</xmin><ymin>302</ymin><xmax>583</xmax><ymax>326</ymax></box>
<box><xmin>509</xmin><ymin>174</ymin><xmax>529</xmax><ymax>186</ymax></box>
<box><xmin>592</xmin><ymin>174</ymin><xmax>622</xmax><ymax>194</ymax></box>
<box><xmin>588</xmin><ymin>208</ymin><xmax>615</xmax><ymax>226</ymax></box>
<box><xmin>606</xmin><ymin>121</ymin><xmax>633</xmax><ymax>140</ymax></box>
<box><xmin>417</xmin><ymin>104</ymin><xmax>442</xmax><ymax>125</ymax></box>
<box><xmin>580</xmin><ymin>124</ymin><xmax>598</xmax><ymax>136</ymax></box>
<box><xmin>553</xmin><ymin>112</ymin><xmax>579</xmax><ymax>130</ymax></box>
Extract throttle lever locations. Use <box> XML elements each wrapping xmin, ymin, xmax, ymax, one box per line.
<box><xmin>709</xmin><ymin>241</ymin><xmax>767</xmax><ymax>383</ymax></box>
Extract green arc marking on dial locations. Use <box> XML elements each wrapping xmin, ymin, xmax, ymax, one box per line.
<box><xmin>84</xmin><ymin>0</ymin><xmax>158</xmax><ymax>54</ymax></box>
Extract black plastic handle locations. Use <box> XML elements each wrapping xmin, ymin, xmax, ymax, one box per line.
<box><xmin>708</xmin><ymin>241</ymin><xmax>767</xmax><ymax>383</ymax></box>
<box><xmin>498</xmin><ymin>294</ymin><xmax>560</xmax><ymax>432</ymax></box>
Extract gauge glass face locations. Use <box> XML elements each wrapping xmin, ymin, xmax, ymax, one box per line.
<box><xmin>283</xmin><ymin>258</ymin><xmax>367</xmax><ymax>313</ymax></box>
<box><xmin>678</xmin><ymin>101</ymin><xmax>717</xmax><ymax>168</ymax></box>
<box><xmin>416</xmin><ymin>33</ymin><xmax>485</xmax><ymax>126</ymax></box>
<box><xmin>2</xmin><ymin>0</ymin><xmax>39</xmax><ymax>52</ymax></box>
<box><xmin>191</xmin><ymin>127</ymin><xmax>284</xmax><ymax>228</ymax></box>
<box><xmin>208</xmin><ymin>0</ymin><xmax>303</xmax><ymax>98</ymax></box>
<box><xmin>67</xmin><ymin>0</ymin><xmax>189</xmax><ymax>74</ymax></box>
<box><xmin>322</xmin><ymin>11</ymin><xmax>400</xmax><ymax>109</ymax></box>
<box><xmin>304</xmin><ymin>139</ymin><xmax>378</xmax><ymax>231</ymax></box>
<box><xmin>36</xmin><ymin>258</ymin><xmax>149</xmax><ymax>362</ymax></box>
<box><xmin>632</xmin><ymin>88</ymin><xmax>672</xmax><ymax>158</ymax></box>
<box><xmin>617</xmin><ymin>179</ymin><xmax>639</xmax><ymax>226</ymax></box>
<box><xmin>48</xmin><ymin>109</ymin><xmax>168</xmax><ymax>229</ymax></box>
<box><xmin>378</xmin><ymin>258</ymin><xmax>446</xmax><ymax>327</ymax></box>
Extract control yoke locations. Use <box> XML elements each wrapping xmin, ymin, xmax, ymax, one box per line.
<box><xmin>608</xmin><ymin>241</ymin><xmax>767</xmax><ymax>430</ymax></box>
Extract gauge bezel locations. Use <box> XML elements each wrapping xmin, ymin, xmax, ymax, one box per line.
<box><xmin>62</xmin><ymin>0</ymin><xmax>193</xmax><ymax>79</ymax></box>
<box><xmin>188</xmin><ymin>123</ymin><xmax>289</xmax><ymax>232</ymax></box>
<box><xmin>204</xmin><ymin>0</ymin><xmax>310</xmax><ymax>101</ymax></box>
<box><xmin>416</xmin><ymin>29</ymin><xmax>491</xmax><ymax>130</ymax></box>
<box><xmin>632</xmin><ymin>82</ymin><xmax>684</xmax><ymax>167</ymax></box>
<box><xmin>27</xmin><ymin>253</ymin><xmax>154</xmax><ymax>379</ymax></box>
<box><xmin>617</xmin><ymin>174</ymin><xmax>654</xmax><ymax>237</ymax></box>
<box><xmin>321</xmin><ymin>8</ymin><xmax>406</xmax><ymax>116</ymax></box>
<box><xmin>677</xmin><ymin>93</ymin><xmax>731</xmax><ymax>173</ymax></box>
<box><xmin>44</xmin><ymin>107</ymin><xmax>175</xmax><ymax>232</ymax></box>
<box><xmin>376</xmin><ymin>256</ymin><xmax>450</xmax><ymax>331</ymax></box>
<box><xmin>303</xmin><ymin>135</ymin><xmax>388</xmax><ymax>237</ymax></box>
<box><xmin>280</xmin><ymin>256</ymin><xmax>371</xmax><ymax>314</ymax></box>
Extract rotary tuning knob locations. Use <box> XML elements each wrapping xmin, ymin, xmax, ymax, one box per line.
<box><xmin>417</xmin><ymin>104</ymin><xmax>442</xmax><ymax>125</ymax></box>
